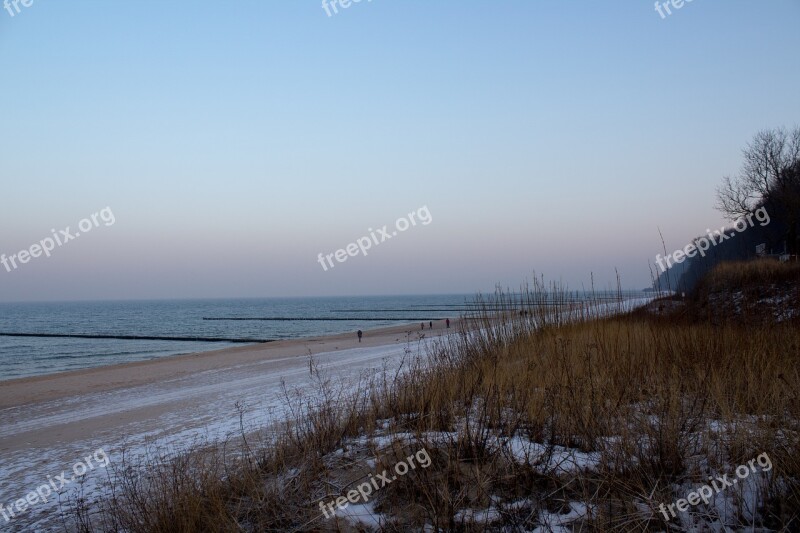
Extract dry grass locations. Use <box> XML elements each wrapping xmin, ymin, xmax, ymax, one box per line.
<box><xmin>700</xmin><ymin>259</ymin><xmax>800</xmax><ymax>292</ymax></box>
<box><xmin>65</xmin><ymin>271</ymin><xmax>800</xmax><ymax>532</ymax></box>
<box><xmin>687</xmin><ymin>258</ymin><xmax>800</xmax><ymax>325</ymax></box>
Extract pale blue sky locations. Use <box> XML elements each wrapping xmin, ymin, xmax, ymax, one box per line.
<box><xmin>1</xmin><ymin>0</ymin><xmax>798</xmax><ymax>301</ymax></box>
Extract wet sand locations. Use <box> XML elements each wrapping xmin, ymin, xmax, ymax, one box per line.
<box><xmin>0</xmin><ymin>320</ymin><xmax>460</xmax><ymax>530</ymax></box>
<box><xmin>0</xmin><ymin>320</ymin><xmax>457</xmax><ymax>410</ymax></box>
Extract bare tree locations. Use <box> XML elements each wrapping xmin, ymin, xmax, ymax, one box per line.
<box><xmin>716</xmin><ymin>126</ymin><xmax>800</xmax><ymax>253</ymax></box>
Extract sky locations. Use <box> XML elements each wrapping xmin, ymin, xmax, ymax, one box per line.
<box><xmin>1</xmin><ymin>0</ymin><xmax>798</xmax><ymax>301</ymax></box>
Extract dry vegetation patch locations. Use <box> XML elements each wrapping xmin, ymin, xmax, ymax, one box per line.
<box><xmin>68</xmin><ymin>271</ymin><xmax>800</xmax><ymax>531</ymax></box>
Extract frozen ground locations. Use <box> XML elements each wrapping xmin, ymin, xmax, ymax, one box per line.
<box><xmin>0</xmin><ymin>337</ymin><xmax>432</xmax><ymax>532</ymax></box>
<box><xmin>0</xmin><ymin>297</ymin><xmax>655</xmax><ymax>531</ymax></box>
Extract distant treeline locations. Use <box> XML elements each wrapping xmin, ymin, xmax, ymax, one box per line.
<box><xmin>656</xmin><ymin>204</ymin><xmax>791</xmax><ymax>293</ymax></box>
<box><xmin>654</xmin><ymin>126</ymin><xmax>800</xmax><ymax>293</ymax></box>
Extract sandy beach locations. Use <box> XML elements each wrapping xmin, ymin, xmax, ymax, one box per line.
<box><xmin>0</xmin><ymin>321</ymin><xmax>455</xmax><ymax>531</ymax></box>
<box><xmin>0</xmin><ymin>321</ymin><xmax>454</xmax><ymax>410</ymax></box>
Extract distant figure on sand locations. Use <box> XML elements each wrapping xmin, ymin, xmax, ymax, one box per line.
<box><xmin>357</xmin><ymin>330</ymin><xmax>362</xmax><ymax>343</ymax></box>
<box><xmin>421</xmin><ymin>322</ymin><xmax>424</xmax><ymax>330</ymax></box>
<box><xmin>429</xmin><ymin>321</ymin><xmax>433</xmax><ymax>329</ymax></box>
<box><xmin>446</xmin><ymin>318</ymin><xmax>450</xmax><ymax>328</ymax></box>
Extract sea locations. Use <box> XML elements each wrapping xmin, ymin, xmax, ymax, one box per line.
<box><xmin>0</xmin><ymin>295</ymin><xmax>476</xmax><ymax>381</ymax></box>
<box><xmin>0</xmin><ymin>291</ymin><xmax>646</xmax><ymax>381</ymax></box>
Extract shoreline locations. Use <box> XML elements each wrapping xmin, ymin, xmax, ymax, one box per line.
<box><xmin>0</xmin><ymin>320</ymin><xmax>457</xmax><ymax>410</ymax></box>
<box><xmin>0</xmin><ymin>319</ymin><xmax>459</xmax><ymax>532</ymax></box>
<box><xmin>0</xmin><ymin>299</ymin><xmax>647</xmax><ymax>532</ymax></box>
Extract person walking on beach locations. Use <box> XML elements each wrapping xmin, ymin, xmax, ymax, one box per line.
<box><xmin>429</xmin><ymin>321</ymin><xmax>433</xmax><ymax>329</ymax></box>
<box><xmin>421</xmin><ymin>322</ymin><xmax>424</xmax><ymax>330</ymax></box>
<box><xmin>446</xmin><ymin>318</ymin><xmax>450</xmax><ymax>328</ymax></box>
<box><xmin>357</xmin><ymin>330</ymin><xmax>362</xmax><ymax>343</ymax></box>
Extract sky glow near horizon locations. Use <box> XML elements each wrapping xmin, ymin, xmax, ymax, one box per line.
<box><xmin>1</xmin><ymin>0</ymin><xmax>799</xmax><ymax>301</ymax></box>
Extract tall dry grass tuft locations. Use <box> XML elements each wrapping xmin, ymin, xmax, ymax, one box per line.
<box><xmin>701</xmin><ymin>258</ymin><xmax>800</xmax><ymax>292</ymax></box>
<box><xmin>67</xmin><ymin>267</ymin><xmax>800</xmax><ymax>531</ymax></box>
<box><xmin>689</xmin><ymin>258</ymin><xmax>800</xmax><ymax>326</ymax></box>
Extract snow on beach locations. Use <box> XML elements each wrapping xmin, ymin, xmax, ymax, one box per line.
<box><xmin>0</xmin><ymin>337</ymin><xmax>433</xmax><ymax>531</ymax></box>
<box><xmin>0</xmin><ymin>296</ymin><xmax>656</xmax><ymax>531</ymax></box>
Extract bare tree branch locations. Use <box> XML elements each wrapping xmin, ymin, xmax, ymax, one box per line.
<box><xmin>716</xmin><ymin>126</ymin><xmax>800</xmax><ymax>220</ymax></box>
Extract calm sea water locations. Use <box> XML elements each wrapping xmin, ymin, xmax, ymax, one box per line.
<box><xmin>0</xmin><ymin>295</ymin><xmax>474</xmax><ymax>381</ymax></box>
<box><xmin>0</xmin><ymin>292</ymin><xmax>646</xmax><ymax>381</ymax></box>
